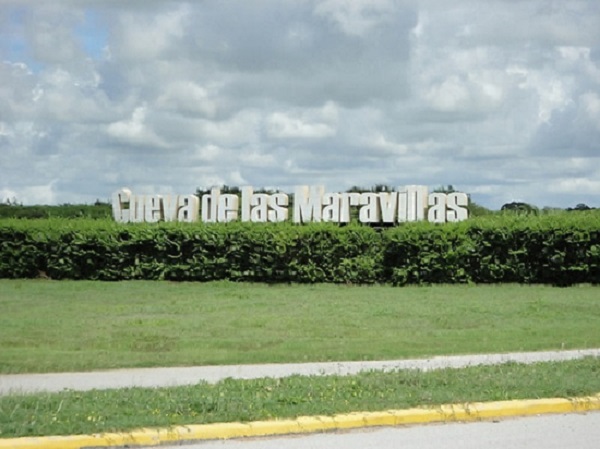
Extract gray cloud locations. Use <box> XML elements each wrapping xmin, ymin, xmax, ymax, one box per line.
<box><xmin>0</xmin><ymin>0</ymin><xmax>599</xmax><ymax>209</ymax></box>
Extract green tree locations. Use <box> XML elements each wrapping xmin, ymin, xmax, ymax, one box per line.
<box><xmin>501</xmin><ymin>202</ymin><xmax>539</xmax><ymax>215</ymax></box>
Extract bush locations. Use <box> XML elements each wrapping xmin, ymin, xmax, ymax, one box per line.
<box><xmin>1</xmin><ymin>211</ymin><xmax>600</xmax><ymax>286</ymax></box>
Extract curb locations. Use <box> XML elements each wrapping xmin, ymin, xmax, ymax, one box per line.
<box><xmin>2</xmin><ymin>394</ymin><xmax>599</xmax><ymax>449</ymax></box>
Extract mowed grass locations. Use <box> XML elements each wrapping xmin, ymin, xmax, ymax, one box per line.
<box><xmin>0</xmin><ymin>280</ymin><xmax>599</xmax><ymax>374</ymax></box>
<box><xmin>1</xmin><ymin>358</ymin><xmax>599</xmax><ymax>438</ymax></box>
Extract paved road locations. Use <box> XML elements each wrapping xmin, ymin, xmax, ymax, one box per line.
<box><xmin>156</xmin><ymin>413</ymin><xmax>600</xmax><ymax>449</ymax></box>
<box><xmin>1</xmin><ymin>348</ymin><xmax>598</xmax><ymax>395</ymax></box>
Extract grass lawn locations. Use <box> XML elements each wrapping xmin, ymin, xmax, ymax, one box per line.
<box><xmin>0</xmin><ymin>280</ymin><xmax>599</xmax><ymax>374</ymax></box>
<box><xmin>1</xmin><ymin>358</ymin><xmax>599</xmax><ymax>438</ymax></box>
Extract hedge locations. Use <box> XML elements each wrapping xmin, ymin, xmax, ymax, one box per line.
<box><xmin>1</xmin><ymin>213</ymin><xmax>599</xmax><ymax>285</ymax></box>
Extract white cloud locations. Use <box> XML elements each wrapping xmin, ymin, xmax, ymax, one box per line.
<box><xmin>266</xmin><ymin>113</ymin><xmax>336</xmax><ymax>139</ymax></box>
<box><xmin>109</xmin><ymin>4</ymin><xmax>191</xmax><ymax>61</ymax></box>
<box><xmin>194</xmin><ymin>144</ymin><xmax>222</xmax><ymax>162</ymax></box>
<box><xmin>314</xmin><ymin>0</ymin><xmax>396</xmax><ymax>36</ymax></box>
<box><xmin>239</xmin><ymin>150</ymin><xmax>277</xmax><ymax>167</ymax></box>
<box><xmin>581</xmin><ymin>92</ymin><xmax>600</xmax><ymax>128</ymax></box>
<box><xmin>558</xmin><ymin>46</ymin><xmax>591</xmax><ymax>62</ymax></box>
<box><xmin>0</xmin><ymin>123</ymin><xmax>7</xmax><ymax>138</ymax></box>
<box><xmin>364</xmin><ymin>133</ymin><xmax>408</xmax><ymax>156</ymax></box>
<box><xmin>199</xmin><ymin>110</ymin><xmax>262</xmax><ymax>146</ymax></box>
<box><xmin>107</xmin><ymin>105</ymin><xmax>165</xmax><ymax>147</ymax></box>
<box><xmin>266</xmin><ymin>101</ymin><xmax>338</xmax><ymax>139</ymax></box>
<box><xmin>0</xmin><ymin>188</ymin><xmax>18</xmax><ymax>203</ymax></box>
<box><xmin>25</xmin><ymin>5</ymin><xmax>85</xmax><ymax>64</ymax></box>
<box><xmin>1</xmin><ymin>0</ymin><xmax>599</xmax><ymax>209</ymax></box>
<box><xmin>156</xmin><ymin>81</ymin><xmax>217</xmax><ymax>118</ymax></box>
<box><xmin>0</xmin><ymin>182</ymin><xmax>58</xmax><ymax>205</ymax></box>
<box><xmin>549</xmin><ymin>178</ymin><xmax>600</xmax><ymax>195</ymax></box>
<box><xmin>229</xmin><ymin>170</ymin><xmax>247</xmax><ymax>186</ymax></box>
<box><xmin>529</xmin><ymin>76</ymin><xmax>572</xmax><ymax>124</ymax></box>
<box><xmin>425</xmin><ymin>76</ymin><xmax>470</xmax><ymax>112</ymax></box>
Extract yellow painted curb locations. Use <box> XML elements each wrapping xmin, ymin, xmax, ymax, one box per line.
<box><xmin>1</xmin><ymin>394</ymin><xmax>599</xmax><ymax>449</ymax></box>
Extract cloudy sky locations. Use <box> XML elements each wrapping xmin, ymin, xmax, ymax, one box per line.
<box><xmin>1</xmin><ymin>0</ymin><xmax>599</xmax><ymax>209</ymax></box>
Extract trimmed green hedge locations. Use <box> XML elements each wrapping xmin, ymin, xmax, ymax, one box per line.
<box><xmin>0</xmin><ymin>203</ymin><xmax>112</xmax><ymax>219</ymax></box>
<box><xmin>1</xmin><ymin>213</ymin><xmax>599</xmax><ymax>285</ymax></box>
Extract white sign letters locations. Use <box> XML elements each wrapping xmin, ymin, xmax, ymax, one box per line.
<box><xmin>112</xmin><ymin>185</ymin><xmax>469</xmax><ymax>224</ymax></box>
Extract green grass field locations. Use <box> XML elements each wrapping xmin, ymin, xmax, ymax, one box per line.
<box><xmin>1</xmin><ymin>280</ymin><xmax>598</xmax><ymax>374</ymax></box>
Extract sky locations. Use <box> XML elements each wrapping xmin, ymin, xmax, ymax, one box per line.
<box><xmin>1</xmin><ymin>0</ymin><xmax>599</xmax><ymax>209</ymax></box>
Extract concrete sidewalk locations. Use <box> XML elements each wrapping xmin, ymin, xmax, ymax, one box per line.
<box><xmin>1</xmin><ymin>348</ymin><xmax>599</xmax><ymax>395</ymax></box>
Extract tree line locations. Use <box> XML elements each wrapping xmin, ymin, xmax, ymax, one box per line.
<box><xmin>1</xmin><ymin>186</ymin><xmax>595</xmax><ymax>220</ymax></box>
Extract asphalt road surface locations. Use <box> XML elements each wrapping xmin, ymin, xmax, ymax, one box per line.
<box><xmin>155</xmin><ymin>413</ymin><xmax>600</xmax><ymax>449</ymax></box>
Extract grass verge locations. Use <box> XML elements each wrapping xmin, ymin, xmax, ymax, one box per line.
<box><xmin>1</xmin><ymin>358</ymin><xmax>599</xmax><ymax>438</ymax></box>
<box><xmin>1</xmin><ymin>280</ymin><xmax>600</xmax><ymax>373</ymax></box>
